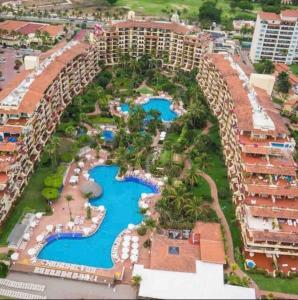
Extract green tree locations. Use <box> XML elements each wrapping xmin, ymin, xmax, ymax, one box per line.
<box><xmin>65</xmin><ymin>195</ymin><xmax>73</xmax><ymax>221</ymax></box>
<box><xmin>198</xmin><ymin>1</ymin><xmax>222</xmax><ymax>28</ymax></box>
<box><xmin>254</xmin><ymin>59</ymin><xmax>275</xmax><ymax>74</ymax></box>
<box><xmin>276</xmin><ymin>71</ymin><xmax>291</xmax><ymax>94</ymax></box>
<box><xmin>45</xmin><ymin>136</ymin><xmax>60</xmax><ymax>168</ymax></box>
<box><xmin>131</xmin><ymin>275</ymin><xmax>142</xmax><ymax>286</ymax></box>
<box><xmin>42</xmin><ymin>188</ymin><xmax>59</xmax><ymax>201</ymax></box>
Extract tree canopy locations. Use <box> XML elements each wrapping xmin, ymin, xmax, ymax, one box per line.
<box><xmin>276</xmin><ymin>72</ymin><xmax>291</xmax><ymax>94</ymax></box>
<box><xmin>254</xmin><ymin>59</ymin><xmax>275</xmax><ymax>74</ymax></box>
<box><xmin>198</xmin><ymin>1</ymin><xmax>222</xmax><ymax>28</ymax></box>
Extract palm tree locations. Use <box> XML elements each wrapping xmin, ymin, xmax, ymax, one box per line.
<box><xmin>194</xmin><ymin>152</ymin><xmax>209</xmax><ymax>172</ymax></box>
<box><xmin>185</xmin><ymin>165</ymin><xmax>199</xmax><ymax>187</ymax></box>
<box><xmin>131</xmin><ymin>275</ymin><xmax>142</xmax><ymax>286</ymax></box>
<box><xmin>185</xmin><ymin>196</ymin><xmax>208</xmax><ymax>221</ymax></box>
<box><xmin>144</xmin><ymin>217</ymin><xmax>156</xmax><ymax>240</ymax></box>
<box><xmin>65</xmin><ymin>195</ymin><xmax>73</xmax><ymax>221</ymax></box>
<box><xmin>45</xmin><ymin>136</ymin><xmax>60</xmax><ymax>168</ymax></box>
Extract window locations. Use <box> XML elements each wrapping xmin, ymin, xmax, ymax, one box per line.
<box><xmin>168</xmin><ymin>246</ymin><xmax>179</xmax><ymax>255</ymax></box>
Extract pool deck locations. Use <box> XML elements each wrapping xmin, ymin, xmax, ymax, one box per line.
<box><xmin>11</xmin><ymin>149</ymin><xmax>162</xmax><ymax>285</ymax></box>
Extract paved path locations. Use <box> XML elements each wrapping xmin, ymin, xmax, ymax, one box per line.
<box><xmin>87</xmin><ymin>102</ymin><xmax>101</xmax><ymax>116</ymax></box>
<box><xmin>7</xmin><ymin>272</ymin><xmax>137</xmax><ymax>299</ymax></box>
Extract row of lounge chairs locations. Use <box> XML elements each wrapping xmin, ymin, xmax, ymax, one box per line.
<box><xmin>34</xmin><ymin>267</ymin><xmax>98</xmax><ymax>282</ymax></box>
<box><xmin>0</xmin><ymin>279</ymin><xmax>45</xmax><ymax>292</ymax></box>
<box><xmin>0</xmin><ymin>288</ymin><xmax>46</xmax><ymax>300</ymax></box>
<box><xmin>42</xmin><ymin>260</ymin><xmax>97</xmax><ymax>273</ymax></box>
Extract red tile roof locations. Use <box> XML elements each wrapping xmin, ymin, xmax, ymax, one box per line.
<box><xmin>281</xmin><ymin>10</ymin><xmax>298</xmax><ymax>18</ymax></box>
<box><xmin>16</xmin><ymin>23</ymin><xmax>44</xmax><ymax>35</ymax></box>
<box><xmin>259</xmin><ymin>12</ymin><xmax>280</xmax><ymax>21</ymax></box>
<box><xmin>248</xmin><ymin>205</ymin><xmax>298</xmax><ymax>219</ymax></box>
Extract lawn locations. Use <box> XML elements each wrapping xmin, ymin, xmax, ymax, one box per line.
<box><xmin>0</xmin><ymin>166</ymin><xmax>51</xmax><ymax>245</ymax></box>
<box><xmin>251</xmin><ymin>274</ymin><xmax>298</xmax><ymax>295</ymax></box>
<box><xmin>116</xmin><ymin>0</ymin><xmax>260</xmax><ymax>18</ymax></box>
<box><xmin>137</xmin><ymin>86</ymin><xmax>153</xmax><ymax>95</ymax></box>
<box><xmin>290</xmin><ymin>64</ymin><xmax>298</xmax><ymax>76</ymax></box>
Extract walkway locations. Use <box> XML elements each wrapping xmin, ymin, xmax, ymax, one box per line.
<box><xmin>87</xmin><ymin>102</ymin><xmax>101</xmax><ymax>116</ymax></box>
<box><xmin>7</xmin><ymin>272</ymin><xmax>137</xmax><ymax>299</ymax></box>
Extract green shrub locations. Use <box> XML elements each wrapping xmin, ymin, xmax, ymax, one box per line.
<box><xmin>137</xmin><ymin>225</ymin><xmax>147</xmax><ymax>236</ymax></box>
<box><xmin>0</xmin><ymin>262</ymin><xmax>8</xmax><ymax>278</ymax></box>
<box><xmin>143</xmin><ymin>239</ymin><xmax>151</xmax><ymax>248</ymax></box>
<box><xmin>44</xmin><ymin>174</ymin><xmax>63</xmax><ymax>189</ymax></box>
<box><xmin>41</xmin><ymin>188</ymin><xmax>59</xmax><ymax>201</ymax></box>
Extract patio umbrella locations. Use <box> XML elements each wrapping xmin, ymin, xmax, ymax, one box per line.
<box><xmin>98</xmin><ymin>205</ymin><xmax>105</xmax><ymax>212</ymax></box>
<box><xmin>131</xmin><ymin>248</ymin><xmax>139</xmax><ymax>256</ymax></box>
<box><xmin>128</xmin><ymin>224</ymin><xmax>135</xmax><ymax>230</ymax></box>
<box><xmin>67</xmin><ymin>222</ymin><xmax>74</xmax><ymax>229</ymax></box>
<box><xmin>145</xmin><ymin>173</ymin><xmax>151</xmax><ymax>180</ymax></box>
<box><xmin>46</xmin><ymin>225</ymin><xmax>54</xmax><ymax>232</ymax></box>
<box><xmin>11</xmin><ymin>252</ymin><xmax>19</xmax><ymax>261</ymax></box>
<box><xmin>36</xmin><ymin>234</ymin><xmax>44</xmax><ymax>242</ymax></box>
<box><xmin>141</xmin><ymin>193</ymin><xmax>147</xmax><ymax>199</ymax></box>
<box><xmin>30</xmin><ymin>221</ymin><xmax>37</xmax><ymax>228</ymax></box>
<box><xmin>74</xmin><ymin>168</ymin><xmax>80</xmax><ymax>174</ymax></box>
<box><xmin>80</xmin><ymin>181</ymin><xmax>102</xmax><ymax>199</ymax></box>
<box><xmin>134</xmin><ymin>170</ymin><xmax>140</xmax><ymax>175</ymax></box>
<box><xmin>124</xmin><ymin>235</ymin><xmax>131</xmax><ymax>242</ymax></box>
<box><xmin>23</xmin><ymin>233</ymin><xmax>30</xmax><ymax>241</ymax></box>
<box><xmin>132</xmin><ymin>242</ymin><xmax>139</xmax><ymax>249</ymax></box>
<box><xmin>84</xmin><ymin>202</ymin><xmax>90</xmax><ymax>208</ymax></box>
<box><xmin>141</xmin><ymin>203</ymin><xmax>149</xmax><ymax>209</ymax></box>
<box><xmin>35</xmin><ymin>212</ymin><xmax>43</xmax><ymax>219</ymax></box>
<box><xmin>121</xmin><ymin>253</ymin><xmax>129</xmax><ymax>260</ymax></box>
<box><xmin>92</xmin><ymin>217</ymin><xmax>99</xmax><ymax>224</ymax></box>
<box><xmin>28</xmin><ymin>248</ymin><xmax>36</xmax><ymax>256</ymax></box>
<box><xmin>130</xmin><ymin>254</ymin><xmax>138</xmax><ymax>263</ymax></box>
<box><xmin>98</xmin><ymin>159</ymin><xmax>105</xmax><ymax>164</ymax></box>
<box><xmin>132</xmin><ymin>236</ymin><xmax>139</xmax><ymax>243</ymax></box>
<box><xmin>122</xmin><ymin>247</ymin><xmax>130</xmax><ymax>254</ymax></box>
<box><xmin>78</xmin><ymin>161</ymin><xmax>85</xmax><ymax>168</ymax></box>
<box><xmin>83</xmin><ymin>227</ymin><xmax>91</xmax><ymax>235</ymax></box>
<box><xmin>122</xmin><ymin>240</ymin><xmax>130</xmax><ymax>247</ymax></box>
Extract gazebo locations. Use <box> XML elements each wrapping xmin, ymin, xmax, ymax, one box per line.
<box><xmin>80</xmin><ymin>181</ymin><xmax>103</xmax><ymax>199</ymax></box>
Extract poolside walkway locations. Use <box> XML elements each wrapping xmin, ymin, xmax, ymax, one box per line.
<box><xmin>6</xmin><ymin>271</ymin><xmax>137</xmax><ymax>299</ymax></box>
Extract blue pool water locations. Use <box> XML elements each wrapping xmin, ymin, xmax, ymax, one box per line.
<box><xmin>120</xmin><ymin>98</ymin><xmax>177</xmax><ymax>122</ymax></box>
<box><xmin>101</xmin><ymin>130</ymin><xmax>115</xmax><ymax>142</ymax></box>
<box><xmin>38</xmin><ymin>165</ymin><xmax>157</xmax><ymax>268</ymax></box>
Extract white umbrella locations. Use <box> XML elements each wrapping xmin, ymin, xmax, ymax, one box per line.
<box><xmin>55</xmin><ymin>227</ymin><xmax>62</xmax><ymax>233</ymax></box>
<box><xmin>145</xmin><ymin>173</ymin><xmax>151</xmax><ymax>179</ymax></box>
<box><xmin>141</xmin><ymin>203</ymin><xmax>149</xmax><ymax>209</ymax></box>
<box><xmin>11</xmin><ymin>252</ymin><xmax>19</xmax><ymax>261</ymax></box>
<box><xmin>98</xmin><ymin>159</ymin><xmax>105</xmax><ymax>164</ymax></box>
<box><xmin>35</xmin><ymin>212</ymin><xmax>43</xmax><ymax>219</ymax></box>
<box><xmin>124</xmin><ymin>235</ymin><xmax>131</xmax><ymax>242</ymax></box>
<box><xmin>134</xmin><ymin>170</ymin><xmax>140</xmax><ymax>175</ymax></box>
<box><xmin>122</xmin><ymin>247</ymin><xmax>130</xmax><ymax>254</ymax></box>
<box><xmin>83</xmin><ymin>227</ymin><xmax>91</xmax><ymax>235</ymax></box>
<box><xmin>128</xmin><ymin>224</ymin><xmax>135</xmax><ymax>230</ymax></box>
<box><xmin>36</xmin><ymin>234</ymin><xmax>44</xmax><ymax>242</ymax></box>
<box><xmin>23</xmin><ymin>233</ymin><xmax>30</xmax><ymax>241</ymax></box>
<box><xmin>78</xmin><ymin>161</ymin><xmax>85</xmax><ymax>168</ymax></box>
<box><xmin>67</xmin><ymin>222</ymin><xmax>74</xmax><ymax>229</ymax></box>
<box><xmin>131</xmin><ymin>248</ymin><xmax>139</xmax><ymax>256</ymax></box>
<box><xmin>28</xmin><ymin>248</ymin><xmax>37</xmax><ymax>256</ymax></box>
<box><xmin>84</xmin><ymin>202</ymin><xmax>90</xmax><ymax>208</ymax></box>
<box><xmin>46</xmin><ymin>225</ymin><xmax>54</xmax><ymax>232</ymax></box>
<box><xmin>74</xmin><ymin>168</ymin><xmax>80</xmax><ymax>174</ymax></box>
<box><xmin>130</xmin><ymin>254</ymin><xmax>138</xmax><ymax>263</ymax></box>
<box><xmin>132</xmin><ymin>242</ymin><xmax>139</xmax><ymax>249</ymax></box>
<box><xmin>121</xmin><ymin>253</ymin><xmax>129</xmax><ymax>260</ymax></box>
<box><xmin>30</xmin><ymin>221</ymin><xmax>37</xmax><ymax>228</ymax></box>
<box><xmin>122</xmin><ymin>240</ymin><xmax>130</xmax><ymax>247</ymax></box>
<box><xmin>141</xmin><ymin>193</ymin><xmax>147</xmax><ymax>199</ymax></box>
<box><xmin>98</xmin><ymin>205</ymin><xmax>105</xmax><ymax>212</ymax></box>
<box><xmin>132</xmin><ymin>236</ymin><xmax>139</xmax><ymax>242</ymax></box>
<box><xmin>92</xmin><ymin>217</ymin><xmax>99</xmax><ymax>224</ymax></box>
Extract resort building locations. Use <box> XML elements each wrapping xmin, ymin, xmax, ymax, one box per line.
<box><xmin>90</xmin><ymin>15</ymin><xmax>211</xmax><ymax>71</ymax></box>
<box><xmin>249</xmin><ymin>10</ymin><xmax>298</xmax><ymax>64</ymax></box>
<box><xmin>198</xmin><ymin>53</ymin><xmax>298</xmax><ymax>272</ymax></box>
<box><xmin>0</xmin><ymin>39</ymin><xmax>100</xmax><ymax>223</ymax></box>
<box><xmin>0</xmin><ymin>13</ymin><xmax>297</xmax><ymax>274</ymax></box>
<box><xmin>133</xmin><ymin>222</ymin><xmax>256</xmax><ymax>299</ymax></box>
<box><xmin>0</xmin><ymin>20</ymin><xmax>64</xmax><ymax>46</ymax></box>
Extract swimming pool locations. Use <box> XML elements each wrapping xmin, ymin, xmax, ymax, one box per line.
<box><xmin>38</xmin><ymin>165</ymin><xmax>157</xmax><ymax>268</ymax></box>
<box><xmin>120</xmin><ymin>98</ymin><xmax>177</xmax><ymax>122</ymax></box>
<box><xmin>101</xmin><ymin>130</ymin><xmax>115</xmax><ymax>142</ymax></box>
<box><xmin>271</xmin><ymin>142</ymin><xmax>290</xmax><ymax>148</ymax></box>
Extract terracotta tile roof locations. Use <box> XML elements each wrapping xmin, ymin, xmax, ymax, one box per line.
<box><xmin>281</xmin><ymin>10</ymin><xmax>298</xmax><ymax>18</ymax></box>
<box><xmin>0</xmin><ymin>125</ymin><xmax>23</xmax><ymax>134</ymax></box>
<box><xmin>244</xmin><ymin>196</ymin><xmax>298</xmax><ymax>209</ymax></box>
<box><xmin>113</xmin><ymin>20</ymin><xmax>192</xmax><ymax>35</ymax></box>
<box><xmin>17</xmin><ymin>23</ymin><xmax>45</xmax><ymax>35</ymax></box>
<box><xmin>251</xmin><ymin>230</ymin><xmax>298</xmax><ymax>244</ymax></box>
<box><xmin>0</xmin><ymin>20</ymin><xmax>28</xmax><ymax>32</ymax></box>
<box><xmin>149</xmin><ymin>234</ymin><xmax>199</xmax><ymax>273</ymax></box>
<box><xmin>41</xmin><ymin>24</ymin><xmax>64</xmax><ymax>38</ymax></box>
<box><xmin>209</xmin><ymin>54</ymin><xmax>289</xmax><ymax>136</ymax></box>
<box><xmin>246</xmin><ymin>183</ymin><xmax>298</xmax><ymax>197</ymax></box>
<box><xmin>259</xmin><ymin>12</ymin><xmax>280</xmax><ymax>21</ymax></box>
<box><xmin>0</xmin><ymin>173</ymin><xmax>8</xmax><ymax>184</ymax></box>
<box><xmin>0</xmin><ymin>142</ymin><xmax>16</xmax><ymax>152</ymax></box>
<box><xmin>194</xmin><ymin>222</ymin><xmax>226</xmax><ymax>264</ymax></box>
<box><xmin>248</xmin><ymin>205</ymin><xmax>298</xmax><ymax>219</ymax></box>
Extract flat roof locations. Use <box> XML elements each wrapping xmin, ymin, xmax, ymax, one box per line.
<box><xmin>133</xmin><ymin>261</ymin><xmax>256</xmax><ymax>299</ymax></box>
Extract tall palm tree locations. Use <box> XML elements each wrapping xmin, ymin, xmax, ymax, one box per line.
<box><xmin>185</xmin><ymin>165</ymin><xmax>199</xmax><ymax>187</ymax></box>
<box><xmin>65</xmin><ymin>195</ymin><xmax>73</xmax><ymax>221</ymax></box>
<box><xmin>45</xmin><ymin>136</ymin><xmax>60</xmax><ymax>168</ymax></box>
<box><xmin>185</xmin><ymin>196</ymin><xmax>208</xmax><ymax>221</ymax></box>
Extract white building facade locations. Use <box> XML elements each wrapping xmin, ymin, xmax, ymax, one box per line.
<box><xmin>250</xmin><ymin>10</ymin><xmax>298</xmax><ymax>64</ymax></box>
